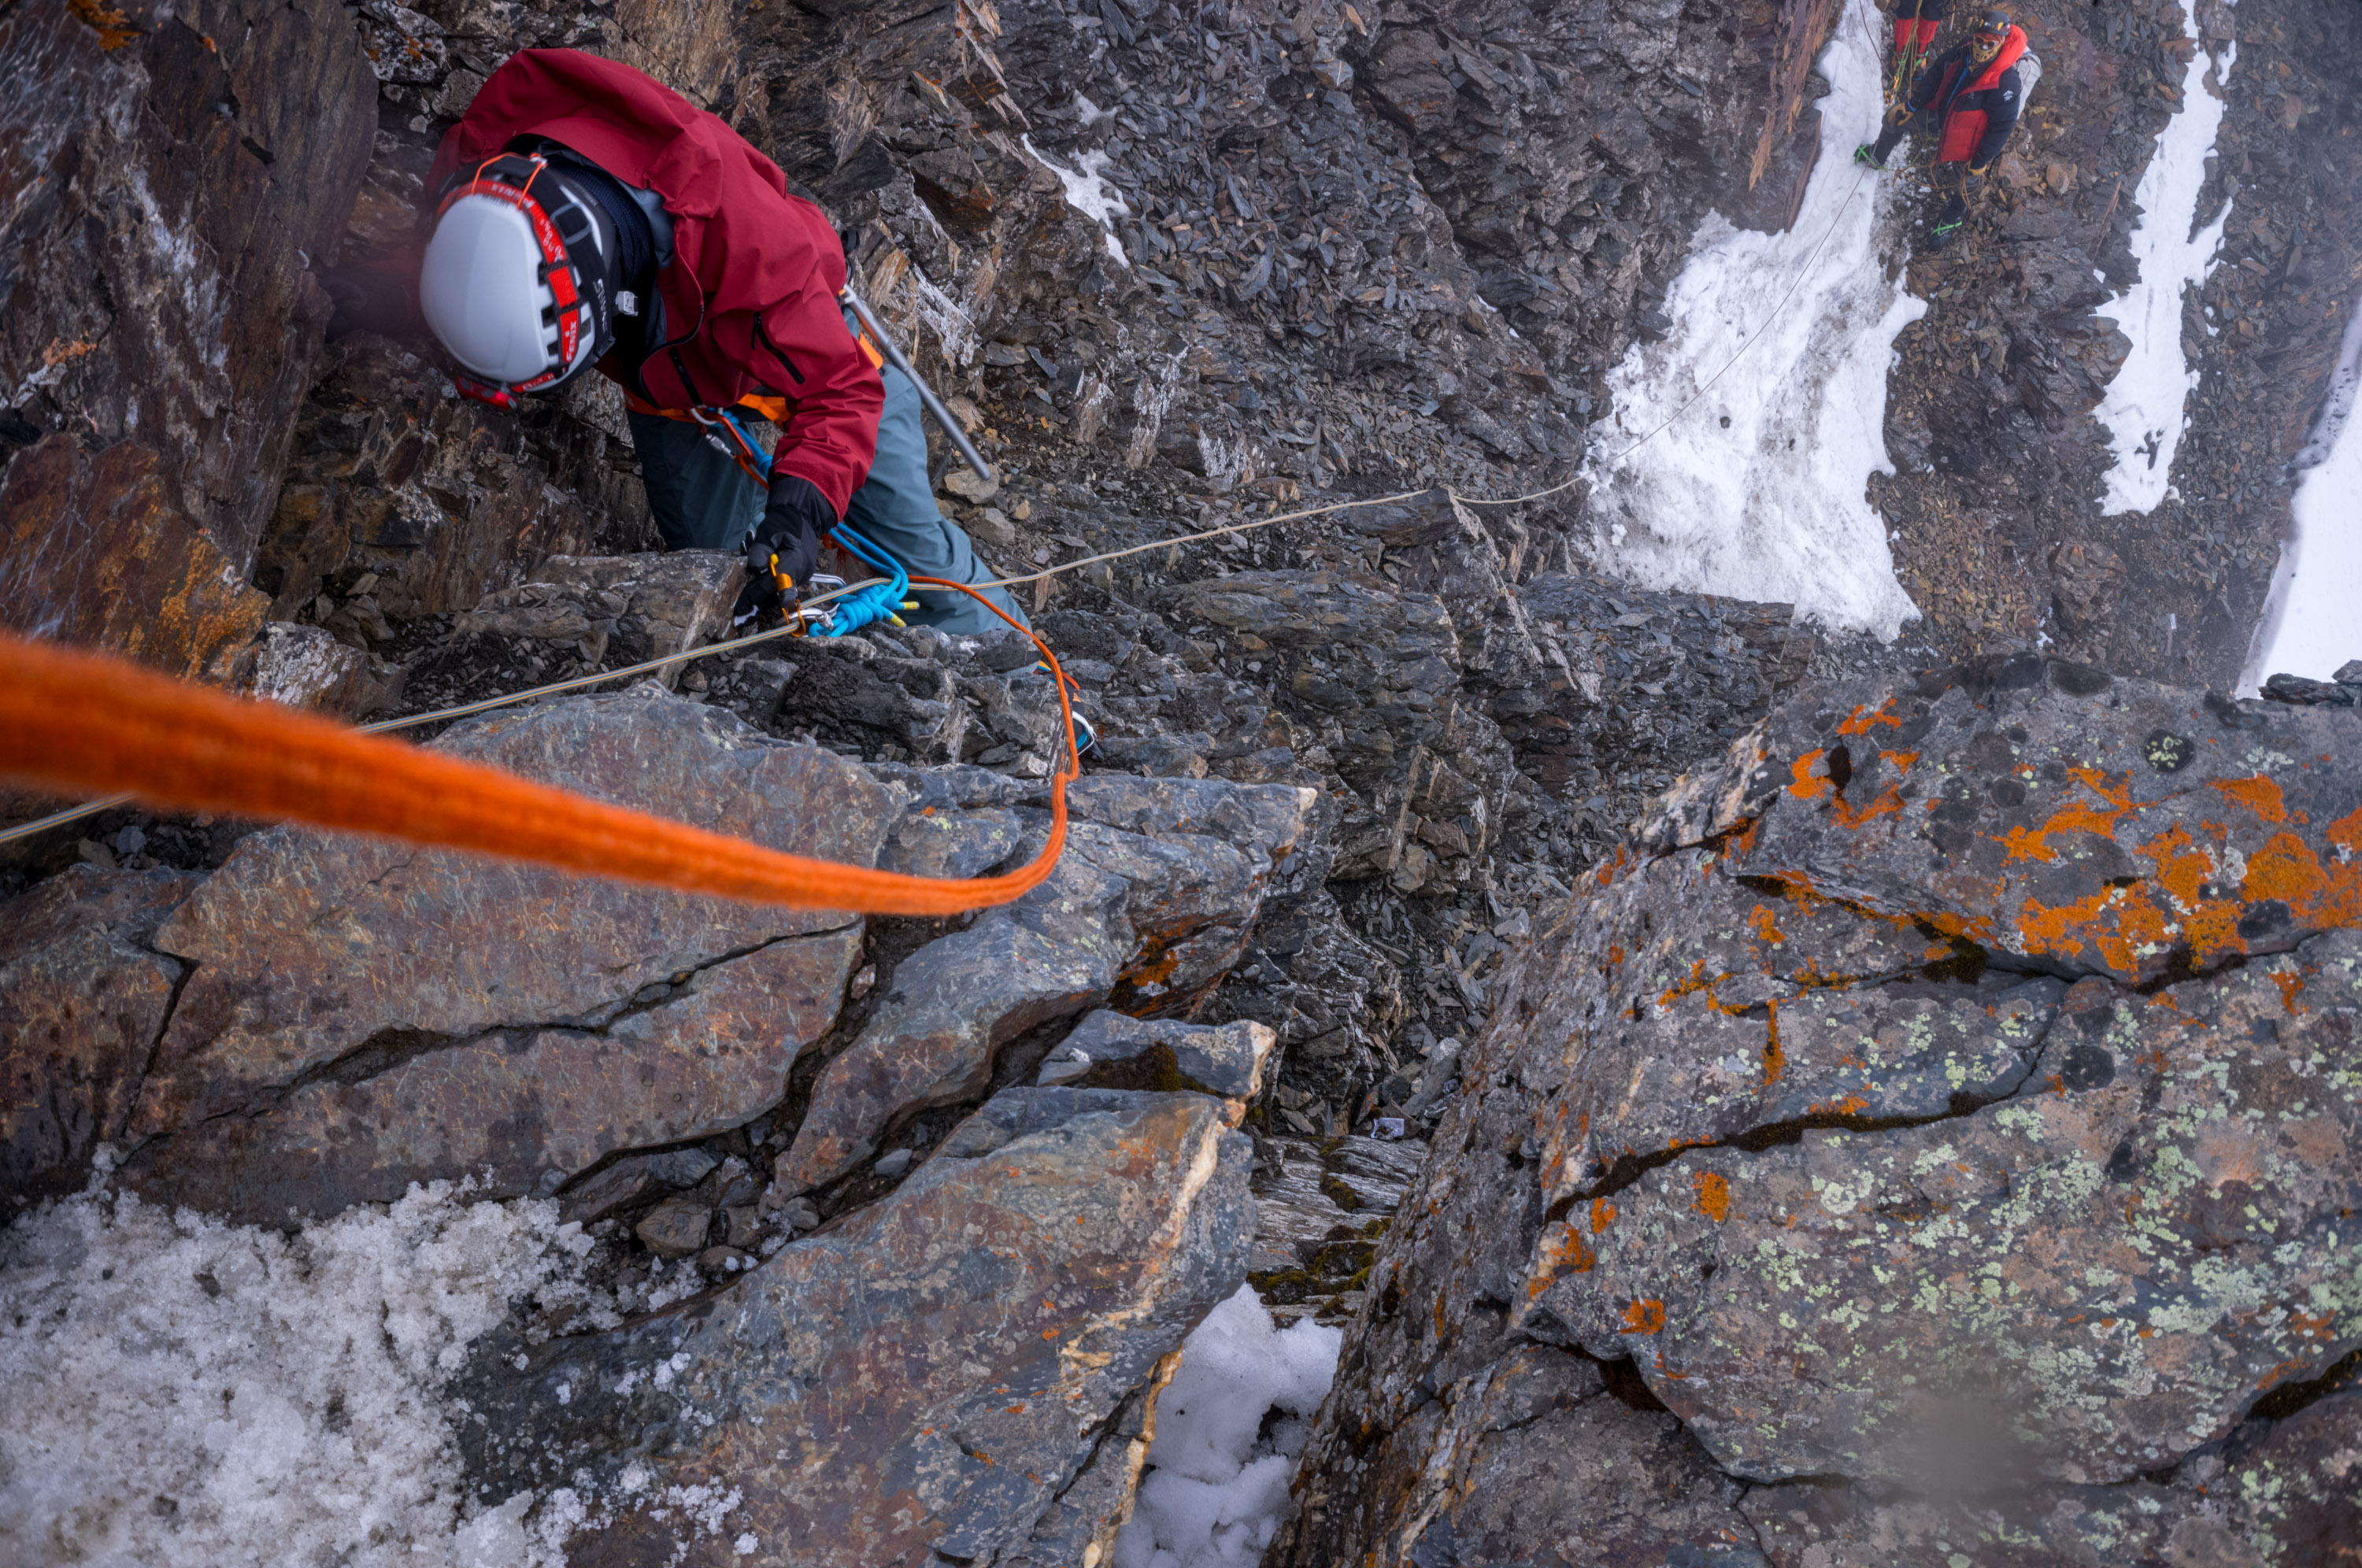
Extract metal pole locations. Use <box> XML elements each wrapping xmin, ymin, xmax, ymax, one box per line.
<box><xmin>839</xmin><ymin>284</ymin><xmax>995</xmax><ymax>484</ymax></box>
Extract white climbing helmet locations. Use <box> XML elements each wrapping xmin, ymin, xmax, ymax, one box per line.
<box><xmin>420</xmin><ymin>152</ymin><xmax>617</xmax><ymax>406</ymax></box>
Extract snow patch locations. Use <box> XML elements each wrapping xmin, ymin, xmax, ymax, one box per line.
<box><xmin>903</xmin><ymin>263</ymin><xmax>979</xmax><ymax>370</ymax></box>
<box><xmin>1582</xmin><ymin>24</ymin><xmax>1923</xmax><ymax>639</ymax></box>
<box><xmin>1022</xmin><ymin>135</ymin><xmax>1132</xmax><ymax>265</ymax></box>
<box><xmin>1113</xmin><ymin>1285</ymin><xmax>1340</xmax><ymax>1568</ymax></box>
<box><xmin>2094</xmin><ymin>2</ymin><xmax>2238</xmax><ymax>515</ymax></box>
<box><xmin>2242</xmin><ymin>294</ymin><xmax>2362</xmax><ymax>687</ymax></box>
<box><xmin>1124</xmin><ymin>350</ymin><xmax>1189</xmax><ymax>470</ymax></box>
<box><xmin>0</xmin><ymin>1163</ymin><xmax>604</xmax><ymax>1567</ymax></box>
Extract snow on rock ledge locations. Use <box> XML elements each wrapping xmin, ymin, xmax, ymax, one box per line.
<box><xmin>0</xmin><ymin>1167</ymin><xmax>605</xmax><ymax>1567</ymax></box>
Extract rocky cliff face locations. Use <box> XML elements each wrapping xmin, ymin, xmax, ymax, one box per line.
<box><xmin>1275</xmin><ymin>661</ymin><xmax>2362</xmax><ymax>1565</ymax></box>
<box><xmin>2</xmin><ymin>685</ymin><xmax>1310</xmax><ymax>1560</ymax></box>
<box><xmin>6</xmin><ymin>0</ymin><xmax>2362</xmax><ymax>1557</ymax></box>
<box><xmin>0</xmin><ymin>0</ymin><xmax>376</xmax><ymax>679</ymax></box>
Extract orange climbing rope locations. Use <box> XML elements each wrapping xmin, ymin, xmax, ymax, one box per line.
<box><xmin>0</xmin><ymin>580</ymin><xmax>1082</xmax><ymax>915</ymax></box>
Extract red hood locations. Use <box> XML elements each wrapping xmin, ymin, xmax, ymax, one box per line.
<box><xmin>1968</xmin><ymin>25</ymin><xmax>2028</xmax><ymax>91</ymax></box>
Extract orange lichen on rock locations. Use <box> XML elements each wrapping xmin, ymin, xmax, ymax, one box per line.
<box><xmin>2011</xmin><ymin>796</ymin><xmax>2361</xmax><ymax>978</ymax></box>
<box><xmin>1828</xmin><ymin>754</ymin><xmax>1920</xmax><ymax>830</ymax></box>
<box><xmin>2000</xmin><ymin>768</ymin><xmax>2141</xmax><ymax>864</ymax></box>
<box><xmin>2208</xmin><ymin>774</ymin><xmax>2288</xmax><ymax>824</ymax></box>
<box><xmin>1836</xmin><ymin>697</ymin><xmax>1905</xmax><ymax>736</ymax></box>
<box><xmin>1763</xmin><ymin>1000</ymin><xmax>1784</xmax><ymax>1085</ymax></box>
<box><xmin>1787</xmin><ymin>750</ymin><xmax>1832</xmax><ymax>803</ymax></box>
<box><xmin>1747</xmin><ymin>904</ymin><xmax>1786</xmax><ymax>945</ymax></box>
<box><xmin>2244</xmin><ymin>827</ymin><xmax>2362</xmax><ymax>929</ymax></box>
<box><xmin>68</xmin><ymin>0</ymin><xmax>143</xmax><ymax>48</ymax></box>
<box><xmin>1620</xmin><ymin>1298</ymin><xmax>1668</xmax><ymax>1335</ymax></box>
<box><xmin>1534</xmin><ymin>1221</ymin><xmax>1595</xmax><ymax>1283</ymax></box>
<box><xmin>1694</xmin><ymin>1170</ymin><xmax>1731</xmax><ymax>1222</ymax></box>
<box><xmin>2140</xmin><ymin>824</ymin><xmax>2219</xmax><ymax>909</ymax></box>
<box><xmin>2270</xmin><ymin>970</ymin><xmax>2308</xmax><ymax>1014</ymax></box>
<box><xmin>1590</xmin><ymin>1198</ymin><xmax>1617</xmax><ymax>1233</ymax></box>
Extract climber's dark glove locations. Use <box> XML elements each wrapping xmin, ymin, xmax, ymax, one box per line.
<box><xmin>734</xmin><ymin>472</ymin><xmax>831</xmax><ymax>625</ymax></box>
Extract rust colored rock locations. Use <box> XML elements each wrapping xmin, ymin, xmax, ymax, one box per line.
<box><xmin>1277</xmin><ymin>667</ymin><xmax>2362</xmax><ymax>1564</ymax></box>
<box><xmin>773</xmin><ymin>777</ymin><xmax>1309</xmax><ymax>1194</ymax></box>
<box><xmin>0</xmin><ymin>0</ymin><xmax>374</xmax><ymax>668</ymax></box>
<box><xmin>455</xmin><ymin>1087</ymin><xmax>1253</xmax><ymax>1568</ymax></box>
<box><xmin>0</xmin><ymin>865</ymin><xmax>200</xmax><ymax>1212</ymax></box>
<box><xmin>134</xmin><ymin>690</ymin><xmax>891</xmax><ymax>1135</ymax></box>
<box><xmin>0</xmin><ymin>438</ymin><xmax>270</xmax><ymax>682</ymax></box>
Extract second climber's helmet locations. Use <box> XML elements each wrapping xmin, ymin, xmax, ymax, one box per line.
<box><xmin>420</xmin><ymin>151</ymin><xmax>620</xmax><ymax>407</ymax></box>
<box><xmin>1970</xmin><ymin>10</ymin><xmax>2011</xmax><ymax>57</ymax></box>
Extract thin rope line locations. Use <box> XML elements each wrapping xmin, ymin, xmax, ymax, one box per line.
<box><xmin>968</xmin><ymin>487</ymin><xmax>1435</xmax><ymax>589</ymax></box>
<box><xmin>0</xmin><ymin>579</ymin><xmax>889</xmax><ymax>846</ymax></box>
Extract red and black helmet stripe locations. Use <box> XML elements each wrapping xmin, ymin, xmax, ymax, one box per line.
<box><xmin>435</xmin><ymin>152</ymin><xmax>594</xmax><ymax>398</ymax></box>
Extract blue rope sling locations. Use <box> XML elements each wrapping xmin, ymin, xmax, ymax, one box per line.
<box><xmin>713</xmin><ymin>406</ymin><xmax>913</xmax><ymax>639</ymax></box>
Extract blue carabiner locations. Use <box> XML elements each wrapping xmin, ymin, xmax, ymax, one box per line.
<box><xmin>820</xmin><ymin>523</ymin><xmax>912</xmax><ymax>638</ymax></box>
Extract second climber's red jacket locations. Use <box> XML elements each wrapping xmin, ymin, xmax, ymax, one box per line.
<box><xmin>428</xmin><ymin>50</ymin><xmax>882</xmax><ymax>517</ymax></box>
<box><xmin>1905</xmin><ymin>27</ymin><xmax>2030</xmax><ymax>167</ymax></box>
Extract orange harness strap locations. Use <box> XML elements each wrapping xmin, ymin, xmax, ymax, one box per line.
<box><xmin>0</xmin><ymin>582</ymin><xmax>1078</xmax><ymax>916</ymax></box>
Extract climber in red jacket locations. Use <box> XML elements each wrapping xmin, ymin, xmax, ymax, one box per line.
<box><xmin>1884</xmin><ymin>0</ymin><xmax>1949</xmax><ymax>102</ymax></box>
<box><xmin>1854</xmin><ymin>10</ymin><xmax>2029</xmax><ymax>251</ymax></box>
<box><xmin>320</xmin><ymin>49</ymin><xmax>1024</xmax><ymax>634</ymax></box>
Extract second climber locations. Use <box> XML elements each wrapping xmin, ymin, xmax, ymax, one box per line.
<box><xmin>1856</xmin><ymin>9</ymin><xmax>2030</xmax><ymax>251</ymax></box>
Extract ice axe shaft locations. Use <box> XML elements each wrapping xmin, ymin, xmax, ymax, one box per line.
<box><xmin>839</xmin><ymin>284</ymin><xmax>994</xmax><ymax>484</ymax></box>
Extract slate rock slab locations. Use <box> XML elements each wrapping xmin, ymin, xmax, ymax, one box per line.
<box><xmin>457</xmin><ymin>1086</ymin><xmax>1253</xmax><ymax>1568</ymax></box>
<box><xmin>1520</xmin><ymin>934</ymin><xmax>2362</xmax><ymax>1485</ymax></box>
<box><xmin>1037</xmin><ymin>1008</ymin><xmax>1274</xmax><ymax>1099</ymax></box>
<box><xmin>117</xmin><ymin>691</ymin><xmax>889</xmax><ymax>1218</ymax></box>
<box><xmin>135</xmin><ymin>689</ymin><xmax>891</xmax><ymax>1133</ymax></box>
<box><xmin>122</xmin><ymin>925</ymin><xmax>859</xmax><ymax>1219</ymax></box>
<box><xmin>775</xmin><ymin>777</ymin><xmax>1309</xmax><ymax>1194</ymax></box>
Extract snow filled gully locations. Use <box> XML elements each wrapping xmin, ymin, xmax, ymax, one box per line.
<box><xmin>2094</xmin><ymin>0</ymin><xmax>2238</xmax><ymax>516</ymax></box>
<box><xmin>2242</xmin><ymin>291</ymin><xmax>2362</xmax><ymax>689</ymax></box>
<box><xmin>1582</xmin><ymin>19</ymin><xmax>1925</xmax><ymax>642</ymax></box>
